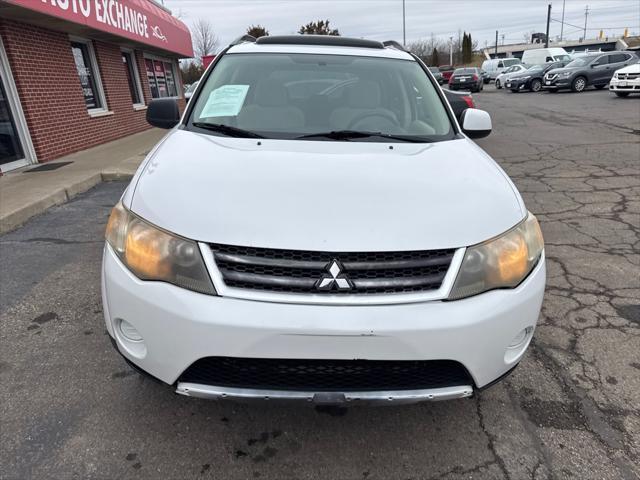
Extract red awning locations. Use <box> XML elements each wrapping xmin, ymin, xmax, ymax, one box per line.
<box><xmin>3</xmin><ymin>0</ymin><xmax>193</xmax><ymax>57</ymax></box>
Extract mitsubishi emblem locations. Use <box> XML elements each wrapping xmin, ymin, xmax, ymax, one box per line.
<box><xmin>315</xmin><ymin>260</ymin><xmax>354</xmax><ymax>291</ymax></box>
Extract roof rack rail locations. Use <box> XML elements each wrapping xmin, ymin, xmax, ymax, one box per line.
<box><xmin>382</xmin><ymin>40</ymin><xmax>407</xmax><ymax>52</ymax></box>
<box><xmin>255</xmin><ymin>35</ymin><xmax>384</xmax><ymax>49</ymax></box>
<box><xmin>230</xmin><ymin>34</ymin><xmax>256</xmax><ymax>46</ymax></box>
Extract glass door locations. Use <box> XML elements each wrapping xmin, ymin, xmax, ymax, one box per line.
<box><xmin>0</xmin><ymin>75</ymin><xmax>25</xmax><ymax>168</ymax></box>
<box><xmin>0</xmin><ymin>38</ymin><xmax>34</xmax><ymax>172</ymax></box>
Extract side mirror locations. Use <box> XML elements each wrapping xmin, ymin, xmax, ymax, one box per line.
<box><xmin>146</xmin><ymin>98</ymin><xmax>180</xmax><ymax>129</ymax></box>
<box><xmin>461</xmin><ymin>109</ymin><xmax>492</xmax><ymax>139</ymax></box>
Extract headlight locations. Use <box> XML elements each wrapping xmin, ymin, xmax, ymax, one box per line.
<box><xmin>613</xmin><ymin>73</ymin><xmax>618</xmax><ymax>79</ymax></box>
<box><xmin>448</xmin><ymin>212</ymin><xmax>543</xmax><ymax>300</ymax></box>
<box><xmin>105</xmin><ymin>202</ymin><xmax>216</xmax><ymax>295</ymax></box>
<box><xmin>559</xmin><ymin>71</ymin><xmax>571</xmax><ymax>78</ymax></box>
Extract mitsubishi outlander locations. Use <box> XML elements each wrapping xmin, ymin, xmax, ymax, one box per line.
<box><xmin>102</xmin><ymin>35</ymin><xmax>545</xmax><ymax>405</ymax></box>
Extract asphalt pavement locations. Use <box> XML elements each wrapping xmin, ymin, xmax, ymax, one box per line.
<box><xmin>1</xmin><ymin>85</ymin><xmax>639</xmax><ymax>480</ymax></box>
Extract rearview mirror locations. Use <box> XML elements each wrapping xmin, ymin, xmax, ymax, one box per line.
<box><xmin>461</xmin><ymin>109</ymin><xmax>492</xmax><ymax>139</ymax></box>
<box><xmin>146</xmin><ymin>98</ymin><xmax>180</xmax><ymax>129</ymax></box>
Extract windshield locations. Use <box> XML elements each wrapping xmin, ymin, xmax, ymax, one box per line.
<box><xmin>527</xmin><ymin>65</ymin><xmax>544</xmax><ymax>72</ymax></box>
<box><xmin>503</xmin><ymin>58</ymin><xmax>521</xmax><ymax>67</ymax></box>
<box><xmin>454</xmin><ymin>68</ymin><xmax>476</xmax><ymax>74</ymax></box>
<box><xmin>188</xmin><ymin>53</ymin><xmax>454</xmax><ymax>142</ymax></box>
<box><xmin>566</xmin><ymin>57</ymin><xmax>592</xmax><ymax>67</ymax></box>
<box><xmin>554</xmin><ymin>54</ymin><xmax>571</xmax><ymax>61</ymax></box>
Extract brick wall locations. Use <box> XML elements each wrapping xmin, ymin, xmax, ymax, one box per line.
<box><xmin>0</xmin><ymin>19</ymin><xmax>185</xmax><ymax>163</ymax></box>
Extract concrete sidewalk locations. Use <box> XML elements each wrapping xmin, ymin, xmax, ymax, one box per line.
<box><xmin>0</xmin><ymin>128</ymin><xmax>165</xmax><ymax>234</ymax></box>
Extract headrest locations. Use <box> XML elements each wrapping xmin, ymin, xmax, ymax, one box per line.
<box><xmin>254</xmin><ymin>79</ymin><xmax>288</xmax><ymax>107</ymax></box>
<box><xmin>348</xmin><ymin>81</ymin><xmax>382</xmax><ymax>108</ymax></box>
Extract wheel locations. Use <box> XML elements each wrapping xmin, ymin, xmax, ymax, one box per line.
<box><xmin>571</xmin><ymin>76</ymin><xmax>587</xmax><ymax>92</ymax></box>
<box><xmin>615</xmin><ymin>91</ymin><xmax>629</xmax><ymax>97</ymax></box>
<box><xmin>495</xmin><ymin>79</ymin><xmax>502</xmax><ymax>89</ymax></box>
<box><xmin>594</xmin><ymin>84</ymin><xmax>606</xmax><ymax>90</ymax></box>
<box><xmin>530</xmin><ymin>79</ymin><xmax>542</xmax><ymax>92</ymax></box>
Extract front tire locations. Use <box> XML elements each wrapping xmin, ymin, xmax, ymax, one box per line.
<box><xmin>530</xmin><ymin>79</ymin><xmax>542</xmax><ymax>92</ymax></box>
<box><xmin>615</xmin><ymin>91</ymin><xmax>630</xmax><ymax>97</ymax></box>
<box><xmin>495</xmin><ymin>79</ymin><xmax>502</xmax><ymax>89</ymax></box>
<box><xmin>571</xmin><ymin>76</ymin><xmax>587</xmax><ymax>92</ymax></box>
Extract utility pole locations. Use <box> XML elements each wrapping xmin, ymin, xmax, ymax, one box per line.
<box><xmin>402</xmin><ymin>0</ymin><xmax>406</xmax><ymax>46</ymax></box>
<box><xmin>545</xmin><ymin>4</ymin><xmax>551</xmax><ymax>48</ymax></box>
<box><xmin>495</xmin><ymin>30</ymin><xmax>498</xmax><ymax>57</ymax></box>
<box><xmin>583</xmin><ymin>5</ymin><xmax>589</xmax><ymax>41</ymax></box>
<box><xmin>501</xmin><ymin>33</ymin><xmax>505</xmax><ymax>45</ymax></box>
<box><xmin>560</xmin><ymin>0</ymin><xmax>566</xmax><ymax>41</ymax></box>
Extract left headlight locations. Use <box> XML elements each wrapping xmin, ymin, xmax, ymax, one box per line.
<box><xmin>105</xmin><ymin>202</ymin><xmax>216</xmax><ymax>295</ymax></box>
<box><xmin>559</xmin><ymin>71</ymin><xmax>572</xmax><ymax>78</ymax></box>
<box><xmin>448</xmin><ymin>212</ymin><xmax>544</xmax><ymax>300</ymax></box>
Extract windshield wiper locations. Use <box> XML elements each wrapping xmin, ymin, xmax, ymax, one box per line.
<box><xmin>192</xmin><ymin>122</ymin><xmax>265</xmax><ymax>139</ymax></box>
<box><xmin>295</xmin><ymin>130</ymin><xmax>430</xmax><ymax>143</ymax></box>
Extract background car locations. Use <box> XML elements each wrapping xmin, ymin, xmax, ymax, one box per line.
<box><xmin>481</xmin><ymin>69</ymin><xmax>490</xmax><ymax>84</ymax></box>
<box><xmin>543</xmin><ymin>51</ymin><xmax>637</xmax><ymax>92</ymax></box>
<box><xmin>439</xmin><ymin>65</ymin><xmax>455</xmax><ymax>82</ymax></box>
<box><xmin>609</xmin><ymin>60</ymin><xmax>640</xmax><ymax>97</ymax></box>
<box><xmin>443</xmin><ymin>89</ymin><xmax>475</xmax><ymax>122</ymax></box>
<box><xmin>448</xmin><ymin>67</ymin><xmax>483</xmax><ymax>92</ymax></box>
<box><xmin>481</xmin><ymin>58</ymin><xmax>522</xmax><ymax>81</ymax></box>
<box><xmin>184</xmin><ymin>80</ymin><xmax>199</xmax><ymax>100</ymax></box>
<box><xmin>495</xmin><ymin>64</ymin><xmax>529</xmax><ymax>89</ymax></box>
<box><xmin>506</xmin><ymin>61</ymin><xmax>571</xmax><ymax>93</ymax></box>
<box><xmin>429</xmin><ymin>66</ymin><xmax>446</xmax><ymax>85</ymax></box>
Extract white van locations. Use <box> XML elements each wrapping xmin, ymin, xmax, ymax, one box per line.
<box><xmin>481</xmin><ymin>58</ymin><xmax>522</xmax><ymax>81</ymax></box>
<box><xmin>521</xmin><ymin>48</ymin><xmax>571</xmax><ymax>66</ymax></box>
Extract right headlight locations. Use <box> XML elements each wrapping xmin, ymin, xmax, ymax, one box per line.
<box><xmin>448</xmin><ymin>212</ymin><xmax>544</xmax><ymax>300</ymax></box>
<box><xmin>105</xmin><ymin>202</ymin><xmax>216</xmax><ymax>295</ymax></box>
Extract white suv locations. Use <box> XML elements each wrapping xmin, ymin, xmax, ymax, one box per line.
<box><xmin>103</xmin><ymin>35</ymin><xmax>545</xmax><ymax>405</ymax></box>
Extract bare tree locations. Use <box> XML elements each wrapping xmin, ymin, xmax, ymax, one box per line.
<box><xmin>192</xmin><ymin>19</ymin><xmax>218</xmax><ymax>64</ymax></box>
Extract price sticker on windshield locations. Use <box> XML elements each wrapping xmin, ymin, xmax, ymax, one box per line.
<box><xmin>201</xmin><ymin>85</ymin><xmax>250</xmax><ymax>117</ymax></box>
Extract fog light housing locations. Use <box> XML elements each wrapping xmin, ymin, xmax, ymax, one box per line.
<box><xmin>504</xmin><ymin>326</ymin><xmax>534</xmax><ymax>364</ymax></box>
<box><xmin>119</xmin><ymin>319</ymin><xmax>143</xmax><ymax>342</ymax></box>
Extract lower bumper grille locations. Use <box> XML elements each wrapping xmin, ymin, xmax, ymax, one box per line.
<box><xmin>210</xmin><ymin>243</ymin><xmax>455</xmax><ymax>295</ymax></box>
<box><xmin>178</xmin><ymin>357</ymin><xmax>473</xmax><ymax>392</ymax></box>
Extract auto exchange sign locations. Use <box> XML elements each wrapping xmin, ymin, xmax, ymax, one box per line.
<box><xmin>5</xmin><ymin>0</ymin><xmax>193</xmax><ymax>57</ymax></box>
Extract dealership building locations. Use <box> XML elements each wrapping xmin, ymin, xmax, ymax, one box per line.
<box><xmin>0</xmin><ymin>0</ymin><xmax>193</xmax><ymax>172</ymax></box>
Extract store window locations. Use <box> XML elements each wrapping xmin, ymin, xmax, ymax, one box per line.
<box><xmin>145</xmin><ymin>56</ymin><xmax>180</xmax><ymax>99</ymax></box>
<box><xmin>122</xmin><ymin>50</ymin><xmax>144</xmax><ymax>106</ymax></box>
<box><xmin>71</xmin><ymin>40</ymin><xmax>106</xmax><ymax>112</ymax></box>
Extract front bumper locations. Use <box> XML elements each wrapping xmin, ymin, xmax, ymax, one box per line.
<box><xmin>609</xmin><ymin>77</ymin><xmax>640</xmax><ymax>92</ymax></box>
<box><xmin>542</xmin><ymin>76</ymin><xmax>571</xmax><ymax>89</ymax></box>
<box><xmin>449</xmin><ymin>81</ymin><xmax>477</xmax><ymax>90</ymax></box>
<box><xmin>102</xmin><ymin>245</ymin><xmax>545</xmax><ymax>401</ymax></box>
<box><xmin>505</xmin><ymin>79</ymin><xmax>529</xmax><ymax>90</ymax></box>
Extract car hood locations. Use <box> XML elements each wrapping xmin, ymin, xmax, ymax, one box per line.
<box><xmin>616</xmin><ymin>62</ymin><xmax>640</xmax><ymax>74</ymax></box>
<box><xmin>129</xmin><ymin>130</ymin><xmax>525</xmax><ymax>251</ymax></box>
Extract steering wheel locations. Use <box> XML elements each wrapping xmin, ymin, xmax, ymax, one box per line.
<box><xmin>347</xmin><ymin>111</ymin><xmax>398</xmax><ymax>130</ymax></box>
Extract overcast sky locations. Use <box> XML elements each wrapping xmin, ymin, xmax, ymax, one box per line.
<box><xmin>164</xmin><ymin>0</ymin><xmax>640</xmax><ymax>53</ymax></box>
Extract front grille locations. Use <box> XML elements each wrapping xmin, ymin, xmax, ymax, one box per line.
<box><xmin>210</xmin><ymin>244</ymin><xmax>455</xmax><ymax>295</ymax></box>
<box><xmin>618</xmin><ymin>73</ymin><xmax>639</xmax><ymax>80</ymax></box>
<box><xmin>178</xmin><ymin>357</ymin><xmax>473</xmax><ymax>391</ymax></box>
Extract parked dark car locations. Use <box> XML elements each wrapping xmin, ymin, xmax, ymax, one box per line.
<box><xmin>429</xmin><ymin>66</ymin><xmax>446</xmax><ymax>85</ymax></box>
<box><xmin>481</xmin><ymin>69</ymin><xmax>490</xmax><ymax>84</ymax></box>
<box><xmin>443</xmin><ymin>89</ymin><xmax>475</xmax><ymax>122</ymax></box>
<box><xmin>448</xmin><ymin>67</ymin><xmax>484</xmax><ymax>92</ymax></box>
<box><xmin>506</xmin><ymin>61</ymin><xmax>571</xmax><ymax>92</ymax></box>
<box><xmin>439</xmin><ymin>64</ymin><xmax>455</xmax><ymax>82</ymax></box>
<box><xmin>542</xmin><ymin>51</ymin><xmax>638</xmax><ymax>92</ymax></box>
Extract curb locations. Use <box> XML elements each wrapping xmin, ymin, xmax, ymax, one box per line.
<box><xmin>0</xmin><ymin>172</ymin><xmax>133</xmax><ymax>235</ymax></box>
